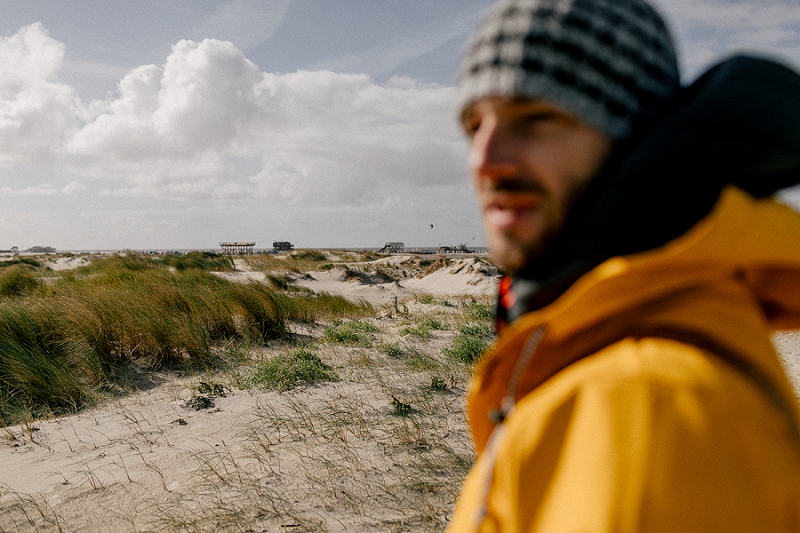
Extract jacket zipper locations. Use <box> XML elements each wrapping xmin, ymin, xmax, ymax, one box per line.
<box><xmin>472</xmin><ymin>325</ymin><xmax>546</xmax><ymax>530</ymax></box>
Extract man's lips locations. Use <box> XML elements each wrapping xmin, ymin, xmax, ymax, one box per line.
<box><xmin>482</xmin><ymin>193</ymin><xmax>543</xmax><ymax>230</ymax></box>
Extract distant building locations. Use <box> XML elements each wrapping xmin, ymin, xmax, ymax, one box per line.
<box><xmin>439</xmin><ymin>243</ymin><xmax>472</xmax><ymax>254</ymax></box>
<box><xmin>25</xmin><ymin>246</ymin><xmax>56</xmax><ymax>253</ymax></box>
<box><xmin>379</xmin><ymin>242</ymin><xmax>404</xmax><ymax>253</ymax></box>
<box><xmin>272</xmin><ymin>241</ymin><xmax>294</xmax><ymax>253</ymax></box>
<box><xmin>220</xmin><ymin>242</ymin><xmax>255</xmax><ymax>255</ymax></box>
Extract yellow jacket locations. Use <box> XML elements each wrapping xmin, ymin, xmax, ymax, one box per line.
<box><xmin>448</xmin><ymin>187</ymin><xmax>800</xmax><ymax>533</ymax></box>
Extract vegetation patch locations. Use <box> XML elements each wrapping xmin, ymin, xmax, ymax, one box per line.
<box><xmin>376</xmin><ymin>341</ymin><xmax>403</xmax><ymax>358</ymax></box>
<box><xmin>248</xmin><ymin>349</ymin><xmax>338</xmax><ymax>392</ymax></box>
<box><xmin>404</xmin><ymin>351</ymin><xmax>440</xmax><ymax>371</ymax></box>
<box><xmin>443</xmin><ymin>330</ymin><xmax>490</xmax><ymax>365</ymax></box>
<box><xmin>458</xmin><ymin>322</ymin><xmax>493</xmax><ymax>337</ymax></box>
<box><xmin>398</xmin><ymin>324</ymin><xmax>431</xmax><ymax>340</ymax></box>
<box><xmin>159</xmin><ymin>251</ymin><xmax>234</xmax><ymax>272</ymax></box>
<box><xmin>391</xmin><ymin>396</ymin><xmax>413</xmax><ymax>416</ymax></box>
<box><xmin>195</xmin><ymin>381</ymin><xmax>226</xmax><ymax>397</ymax></box>
<box><xmin>186</xmin><ymin>395</ymin><xmax>215</xmax><ymax>410</ymax></box>
<box><xmin>0</xmin><ymin>266</ymin><xmax>42</xmax><ymax>297</ymax></box>
<box><xmin>466</xmin><ymin>301</ymin><xmax>495</xmax><ymax>321</ymax></box>
<box><xmin>430</xmin><ymin>375</ymin><xmax>455</xmax><ymax>391</ymax></box>
<box><xmin>290</xmin><ymin>250</ymin><xmax>328</xmax><ymax>262</ymax></box>
<box><xmin>420</xmin><ymin>316</ymin><xmax>447</xmax><ymax>330</ymax></box>
<box><xmin>322</xmin><ymin>320</ymin><xmax>378</xmax><ymax>346</ymax></box>
<box><xmin>266</xmin><ymin>273</ymin><xmax>289</xmax><ymax>290</ymax></box>
<box><xmin>443</xmin><ymin>306</ymin><xmax>495</xmax><ymax>364</ymax></box>
<box><xmin>416</xmin><ymin>293</ymin><xmax>434</xmax><ymax>304</ymax></box>
<box><xmin>0</xmin><ymin>257</ymin><xmax>42</xmax><ymax>269</ymax></box>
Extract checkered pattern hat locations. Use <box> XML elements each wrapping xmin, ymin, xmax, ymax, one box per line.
<box><xmin>457</xmin><ymin>0</ymin><xmax>680</xmax><ymax>139</ymax></box>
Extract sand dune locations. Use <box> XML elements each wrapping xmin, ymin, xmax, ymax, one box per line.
<box><xmin>2</xmin><ymin>253</ymin><xmax>799</xmax><ymax>532</ymax></box>
<box><xmin>0</xmin><ymin>253</ymin><xmax>498</xmax><ymax>532</ymax></box>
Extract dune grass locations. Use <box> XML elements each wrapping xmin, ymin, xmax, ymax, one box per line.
<box><xmin>0</xmin><ymin>265</ymin><xmax>43</xmax><ymax>297</ymax></box>
<box><xmin>442</xmin><ymin>322</ymin><xmax>494</xmax><ymax>365</ymax></box>
<box><xmin>0</xmin><ymin>259</ymin><xmax>496</xmax><ymax>532</ymax></box>
<box><xmin>0</xmin><ymin>257</ymin><xmax>42</xmax><ymax>269</ymax></box>
<box><xmin>248</xmin><ymin>348</ymin><xmax>338</xmax><ymax>392</ymax></box>
<box><xmin>321</xmin><ymin>320</ymin><xmax>378</xmax><ymax>346</ymax></box>
<box><xmin>159</xmin><ymin>251</ymin><xmax>235</xmax><ymax>272</ymax></box>
<box><xmin>243</xmin><ymin>249</ymin><xmax>335</xmax><ymax>274</ymax></box>
<box><xmin>0</xmin><ymin>254</ymin><xmax>372</xmax><ymax>424</ymax></box>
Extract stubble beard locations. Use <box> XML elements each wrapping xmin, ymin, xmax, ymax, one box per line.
<box><xmin>484</xmin><ymin>177</ymin><xmax>590</xmax><ymax>277</ymax></box>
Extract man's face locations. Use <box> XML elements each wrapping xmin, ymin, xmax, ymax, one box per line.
<box><xmin>462</xmin><ymin>97</ymin><xmax>613</xmax><ymax>274</ymax></box>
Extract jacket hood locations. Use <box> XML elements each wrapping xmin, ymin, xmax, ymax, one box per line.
<box><xmin>508</xmin><ymin>55</ymin><xmax>800</xmax><ymax>314</ymax></box>
<box><xmin>470</xmin><ymin>187</ymin><xmax>800</xmax><ymax>452</ymax></box>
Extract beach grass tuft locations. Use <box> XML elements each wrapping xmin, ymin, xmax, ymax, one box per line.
<box><xmin>0</xmin><ymin>265</ymin><xmax>43</xmax><ymax>297</ymax></box>
<box><xmin>248</xmin><ymin>348</ymin><xmax>338</xmax><ymax>391</ymax></box>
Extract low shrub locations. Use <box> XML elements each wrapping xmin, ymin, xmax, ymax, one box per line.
<box><xmin>458</xmin><ymin>322</ymin><xmax>493</xmax><ymax>337</ymax></box>
<box><xmin>376</xmin><ymin>341</ymin><xmax>403</xmax><ymax>357</ymax></box>
<box><xmin>442</xmin><ymin>334</ymin><xmax>489</xmax><ymax>365</ymax></box>
<box><xmin>443</xmin><ymin>321</ymin><xmax>494</xmax><ymax>365</ymax></box>
<box><xmin>465</xmin><ymin>301</ymin><xmax>495</xmax><ymax>321</ymax></box>
<box><xmin>398</xmin><ymin>324</ymin><xmax>432</xmax><ymax>340</ymax></box>
<box><xmin>249</xmin><ymin>349</ymin><xmax>338</xmax><ymax>391</ymax></box>
<box><xmin>322</xmin><ymin>320</ymin><xmax>377</xmax><ymax>346</ymax></box>
<box><xmin>391</xmin><ymin>396</ymin><xmax>413</xmax><ymax>416</ymax></box>
<box><xmin>421</xmin><ymin>316</ymin><xmax>447</xmax><ymax>330</ymax></box>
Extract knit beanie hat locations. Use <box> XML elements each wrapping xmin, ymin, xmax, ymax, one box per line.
<box><xmin>457</xmin><ymin>0</ymin><xmax>680</xmax><ymax>139</ymax></box>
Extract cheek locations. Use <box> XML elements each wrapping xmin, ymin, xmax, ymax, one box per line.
<box><xmin>567</xmin><ymin>133</ymin><xmax>613</xmax><ymax>181</ymax></box>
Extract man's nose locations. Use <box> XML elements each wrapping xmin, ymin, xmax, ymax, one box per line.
<box><xmin>469</xmin><ymin>120</ymin><xmax>519</xmax><ymax>180</ymax></box>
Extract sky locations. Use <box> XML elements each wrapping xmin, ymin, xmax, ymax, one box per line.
<box><xmin>1</xmin><ymin>0</ymin><xmax>799</xmax><ymax>251</ymax></box>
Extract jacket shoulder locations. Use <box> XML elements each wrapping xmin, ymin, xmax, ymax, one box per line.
<box><xmin>479</xmin><ymin>337</ymin><xmax>800</xmax><ymax>533</ymax></box>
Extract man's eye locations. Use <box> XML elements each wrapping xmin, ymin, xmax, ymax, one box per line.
<box><xmin>521</xmin><ymin>111</ymin><xmax>557</xmax><ymax>124</ymax></box>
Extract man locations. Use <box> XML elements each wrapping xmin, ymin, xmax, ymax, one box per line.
<box><xmin>447</xmin><ymin>0</ymin><xmax>800</xmax><ymax>531</ymax></box>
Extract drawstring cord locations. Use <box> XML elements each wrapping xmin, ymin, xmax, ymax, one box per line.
<box><xmin>472</xmin><ymin>325</ymin><xmax>546</xmax><ymax>530</ymax></box>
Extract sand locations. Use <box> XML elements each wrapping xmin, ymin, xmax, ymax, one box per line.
<box><xmin>2</xmin><ymin>253</ymin><xmax>799</xmax><ymax>532</ymax></box>
<box><xmin>44</xmin><ymin>255</ymin><xmax>95</xmax><ymax>271</ymax></box>
<box><xmin>0</xmin><ymin>253</ymin><xmax>498</xmax><ymax>532</ymax></box>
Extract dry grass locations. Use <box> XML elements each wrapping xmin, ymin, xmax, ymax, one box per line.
<box><xmin>0</xmin><ymin>253</ymin><xmax>495</xmax><ymax>532</ymax></box>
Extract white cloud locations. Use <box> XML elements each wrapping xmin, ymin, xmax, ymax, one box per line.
<box><xmin>61</xmin><ymin>181</ymin><xmax>86</xmax><ymax>195</ymax></box>
<box><xmin>65</xmin><ymin>37</ymin><xmax>466</xmax><ymax>204</ymax></box>
<box><xmin>0</xmin><ymin>23</ymin><xmax>76</xmax><ymax>165</ymax></box>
